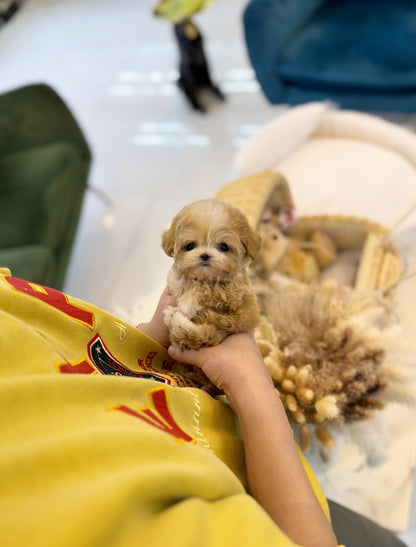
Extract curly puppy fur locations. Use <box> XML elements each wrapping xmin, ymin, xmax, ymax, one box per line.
<box><xmin>162</xmin><ymin>199</ymin><xmax>261</xmax><ymax>350</ymax></box>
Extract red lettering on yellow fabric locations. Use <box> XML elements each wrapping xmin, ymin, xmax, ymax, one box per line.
<box><xmin>5</xmin><ymin>276</ymin><xmax>94</xmax><ymax>328</ymax></box>
<box><xmin>111</xmin><ymin>387</ymin><xmax>194</xmax><ymax>444</ymax></box>
<box><xmin>56</xmin><ymin>359</ymin><xmax>97</xmax><ymax>375</ymax></box>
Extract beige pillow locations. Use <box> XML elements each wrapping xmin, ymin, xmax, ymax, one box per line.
<box><xmin>235</xmin><ymin>102</ymin><xmax>332</xmax><ymax>175</ymax></box>
<box><xmin>313</xmin><ymin>110</ymin><xmax>416</xmax><ymax>171</ymax></box>
<box><xmin>276</xmin><ymin>137</ymin><xmax>416</xmax><ymax>227</ymax></box>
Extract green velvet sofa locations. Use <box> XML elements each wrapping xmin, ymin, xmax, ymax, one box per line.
<box><xmin>0</xmin><ymin>83</ymin><xmax>91</xmax><ymax>290</ymax></box>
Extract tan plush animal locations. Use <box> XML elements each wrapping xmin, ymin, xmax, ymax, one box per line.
<box><xmin>162</xmin><ymin>199</ymin><xmax>261</xmax><ymax>350</ymax></box>
<box><xmin>251</xmin><ymin>220</ymin><xmax>288</xmax><ymax>277</ymax></box>
<box><xmin>251</xmin><ymin>208</ymin><xmax>338</xmax><ymax>282</ymax></box>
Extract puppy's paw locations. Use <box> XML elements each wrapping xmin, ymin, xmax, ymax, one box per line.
<box><xmin>169</xmin><ymin>315</ymin><xmax>198</xmax><ymax>350</ymax></box>
<box><xmin>163</xmin><ymin>305</ymin><xmax>178</xmax><ymax>328</ymax></box>
<box><xmin>177</xmin><ymin>295</ymin><xmax>201</xmax><ymax>319</ymax></box>
<box><xmin>165</xmin><ymin>309</ymin><xmax>197</xmax><ymax>350</ymax></box>
<box><xmin>169</xmin><ymin>310</ymin><xmax>193</xmax><ymax>331</ymax></box>
<box><xmin>171</xmin><ymin>319</ymin><xmax>225</xmax><ymax>350</ymax></box>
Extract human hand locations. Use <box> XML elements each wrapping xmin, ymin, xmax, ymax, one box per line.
<box><xmin>136</xmin><ymin>286</ymin><xmax>176</xmax><ymax>348</ymax></box>
<box><xmin>168</xmin><ymin>332</ymin><xmax>275</xmax><ymax>412</ymax></box>
<box><xmin>171</xmin><ymin>333</ymin><xmax>338</xmax><ymax>547</ymax></box>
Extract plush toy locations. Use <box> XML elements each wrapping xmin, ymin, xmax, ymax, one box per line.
<box><xmin>251</xmin><ymin>208</ymin><xmax>339</xmax><ymax>283</ymax></box>
<box><xmin>251</xmin><ymin>209</ymin><xmax>288</xmax><ymax>277</ymax></box>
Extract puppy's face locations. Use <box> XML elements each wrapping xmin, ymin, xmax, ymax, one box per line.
<box><xmin>162</xmin><ymin>199</ymin><xmax>260</xmax><ymax>282</ymax></box>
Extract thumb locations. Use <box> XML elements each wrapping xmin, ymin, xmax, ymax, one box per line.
<box><xmin>168</xmin><ymin>345</ymin><xmax>203</xmax><ymax>368</ymax></box>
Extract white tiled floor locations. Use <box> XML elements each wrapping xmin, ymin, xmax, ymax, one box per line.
<box><xmin>1</xmin><ymin>0</ymin><xmax>280</xmax><ymax>317</ymax></box>
<box><xmin>1</xmin><ymin>0</ymin><xmax>415</xmax><ymax>544</ymax></box>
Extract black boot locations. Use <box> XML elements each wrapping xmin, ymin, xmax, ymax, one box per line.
<box><xmin>173</xmin><ymin>21</ymin><xmax>225</xmax><ymax>113</ymax></box>
<box><xmin>1</xmin><ymin>1</ymin><xmax>19</xmax><ymax>23</ymax></box>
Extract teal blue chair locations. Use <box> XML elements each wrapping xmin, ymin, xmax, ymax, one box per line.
<box><xmin>244</xmin><ymin>0</ymin><xmax>416</xmax><ymax>112</ymax></box>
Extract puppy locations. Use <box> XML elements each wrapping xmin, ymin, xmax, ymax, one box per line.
<box><xmin>162</xmin><ymin>199</ymin><xmax>261</xmax><ymax>350</ymax></box>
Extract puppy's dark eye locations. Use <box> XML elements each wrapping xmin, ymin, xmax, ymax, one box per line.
<box><xmin>218</xmin><ymin>243</ymin><xmax>229</xmax><ymax>252</ymax></box>
<box><xmin>185</xmin><ymin>242</ymin><xmax>196</xmax><ymax>252</ymax></box>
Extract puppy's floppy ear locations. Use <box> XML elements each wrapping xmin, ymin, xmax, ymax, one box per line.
<box><xmin>161</xmin><ymin>221</ymin><xmax>176</xmax><ymax>257</ymax></box>
<box><xmin>241</xmin><ymin>223</ymin><xmax>261</xmax><ymax>261</ymax></box>
<box><xmin>229</xmin><ymin>203</ymin><xmax>261</xmax><ymax>261</ymax></box>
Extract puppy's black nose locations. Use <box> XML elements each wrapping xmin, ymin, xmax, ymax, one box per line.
<box><xmin>200</xmin><ymin>254</ymin><xmax>210</xmax><ymax>263</ymax></box>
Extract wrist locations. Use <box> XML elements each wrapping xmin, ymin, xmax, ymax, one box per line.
<box><xmin>228</xmin><ymin>372</ymin><xmax>280</xmax><ymax>420</ymax></box>
<box><xmin>136</xmin><ymin>322</ymin><xmax>170</xmax><ymax>348</ymax></box>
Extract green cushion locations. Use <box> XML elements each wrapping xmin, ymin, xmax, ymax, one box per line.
<box><xmin>0</xmin><ymin>83</ymin><xmax>91</xmax><ymax>290</ymax></box>
<box><xmin>0</xmin><ymin>117</ymin><xmax>11</xmax><ymax>150</ymax></box>
<box><xmin>0</xmin><ymin>141</ymin><xmax>84</xmax><ymax>249</ymax></box>
<box><xmin>0</xmin><ymin>84</ymin><xmax>91</xmax><ymax>158</ymax></box>
<box><xmin>0</xmin><ymin>244</ymin><xmax>54</xmax><ymax>285</ymax></box>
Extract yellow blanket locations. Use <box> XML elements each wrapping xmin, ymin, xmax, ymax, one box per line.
<box><xmin>0</xmin><ymin>269</ymin><xmax>337</xmax><ymax>546</ymax></box>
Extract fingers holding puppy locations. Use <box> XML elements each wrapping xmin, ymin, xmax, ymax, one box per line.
<box><xmin>136</xmin><ymin>286</ymin><xmax>177</xmax><ymax>348</ymax></box>
<box><xmin>168</xmin><ymin>332</ymin><xmax>273</xmax><ymax>408</ymax></box>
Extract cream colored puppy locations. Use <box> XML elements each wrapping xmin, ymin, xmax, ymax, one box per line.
<box><xmin>162</xmin><ymin>199</ymin><xmax>261</xmax><ymax>350</ymax></box>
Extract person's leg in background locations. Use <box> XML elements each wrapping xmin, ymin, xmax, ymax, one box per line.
<box><xmin>153</xmin><ymin>0</ymin><xmax>225</xmax><ymax>113</ymax></box>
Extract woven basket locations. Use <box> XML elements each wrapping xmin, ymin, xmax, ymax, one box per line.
<box><xmin>216</xmin><ymin>173</ymin><xmax>406</xmax><ymax>456</ymax></box>
<box><xmin>214</xmin><ymin>172</ymin><xmax>402</xmax><ymax>292</ymax></box>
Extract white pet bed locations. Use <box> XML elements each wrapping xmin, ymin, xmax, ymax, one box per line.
<box><xmin>235</xmin><ymin>103</ymin><xmax>416</xmax><ymax>533</ymax></box>
<box><xmin>236</xmin><ymin>102</ymin><xmax>416</xmax><ymax>229</ymax></box>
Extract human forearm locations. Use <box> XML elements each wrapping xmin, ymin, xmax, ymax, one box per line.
<box><xmin>168</xmin><ymin>333</ymin><xmax>338</xmax><ymax>546</ymax></box>
<box><xmin>235</xmin><ymin>384</ymin><xmax>338</xmax><ymax>547</ymax></box>
<box><xmin>136</xmin><ymin>287</ymin><xmax>175</xmax><ymax>347</ymax></box>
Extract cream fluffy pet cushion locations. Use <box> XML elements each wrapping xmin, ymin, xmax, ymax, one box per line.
<box><xmin>234</xmin><ymin>105</ymin><xmax>416</xmax><ymax>467</ymax></box>
<box><xmin>235</xmin><ymin>104</ymin><xmax>416</xmax><ymax>229</ymax></box>
<box><xmin>277</xmin><ymin>138</ymin><xmax>416</xmax><ymax>226</ymax></box>
<box><xmin>235</xmin><ymin>102</ymin><xmax>332</xmax><ymax>175</ymax></box>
